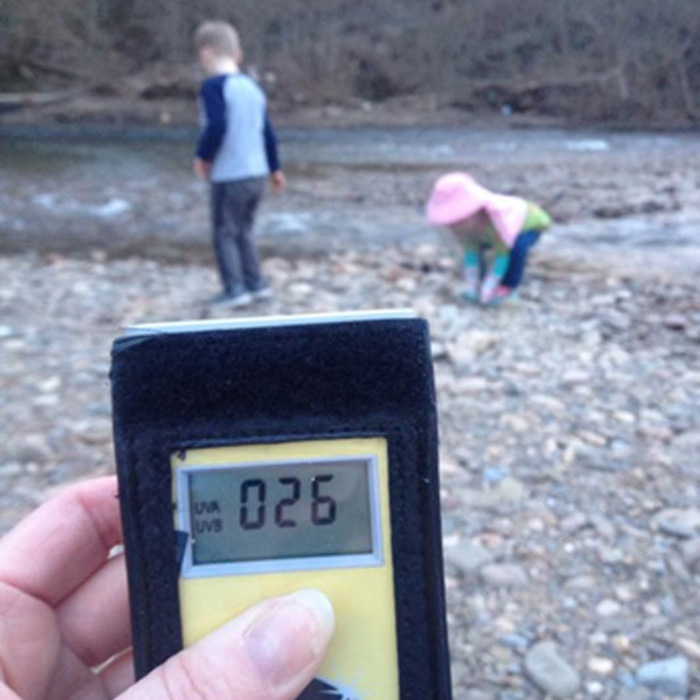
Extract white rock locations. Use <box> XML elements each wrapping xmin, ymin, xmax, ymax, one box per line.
<box><xmin>586</xmin><ymin>681</ymin><xmax>605</xmax><ymax>695</ymax></box>
<box><xmin>588</xmin><ymin>657</ymin><xmax>615</xmax><ymax>675</ymax></box>
<box><xmin>596</xmin><ymin>599</ymin><xmax>622</xmax><ymax>617</ymax></box>
<box><xmin>677</xmin><ymin>638</ymin><xmax>700</xmax><ymax>661</ymax></box>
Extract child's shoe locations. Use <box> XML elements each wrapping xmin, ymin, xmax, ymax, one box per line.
<box><xmin>250</xmin><ymin>286</ymin><xmax>273</xmax><ymax>301</ymax></box>
<box><xmin>489</xmin><ymin>286</ymin><xmax>518</xmax><ymax>305</ymax></box>
<box><xmin>209</xmin><ymin>291</ymin><xmax>253</xmax><ymax>309</ymax></box>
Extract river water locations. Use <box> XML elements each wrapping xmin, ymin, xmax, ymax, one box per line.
<box><xmin>1</xmin><ymin>125</ymin><xmax>698</xmax><ymax>275</ymax></box>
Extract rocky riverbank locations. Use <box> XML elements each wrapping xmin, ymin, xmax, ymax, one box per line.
<box><xmin>0</xmin><ymin>240</ymin><xmax>698</xmax><ymax>698</ymax></box>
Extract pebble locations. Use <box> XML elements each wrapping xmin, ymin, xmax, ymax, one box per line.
<box><xmin>500</xmin><ymin>634</ymin><xmax>530</xmax><ymax>651</ymax></box>
<box><xmin>459</xmin><ymin>488</ymin><xmax>501</xmax><ymax>510</ymax></box>
<box><xmin>501</xmin><ymin>414</ymin><xmax>530</xmax><ymax>433</ymax></box>
<box><xmin>680</xmin><ymin>539</ymin><xmax>700</xmax><ymax>569</ymax></box>
<box><xmin>446</xmin><ymin>343</ymin><xmax>475</xmax><ymax>366</ymax></box>
<box><xmin>655</xmin><ymin>509</ymin><xmax>700</xmax><ymax>539</ymax></box>
<box><xmin>565</xmin><ymin>575</ymin><xmax>597</xmax><ymax>591</ymax></box>
<box><xmin>575</xmin><ymin>445</ymin><xmax>617</xmax><ymax>472</ymax></box>
<box><xmin>460</xmin><ymin>692</ymin><xmax>491</xmax><ymax>700</ymax></box>
<box><xmin>430</xmin><ymin>341</ymin><xmax>447</xmax><ymax>359</ymax></box>
<box><xmin>561</xmin><ymin>369</ymin><xmax>590</xmax><ymax>385</ymax></box>
<box><xmin>579</xmin><ymin>430</ymin><xmax>607</xmax><ymax>447</ymax></box>
<box><xmin>481</xmin><ymin>563</ymin><xmax>529</xmax><ymax>588</ymax></box>
<box><xmin>596</xmin><ymin>599</ymin><xmax>622</xmax><ymax>617</ymax></box>
<box><xmin>663</xmin><ymin>314</ymin><xmax>689</xmax><ymax>330</ymax></box>
<box><xmin>524</xmin><ymin>641</ymin><xmax>581</xmax><ymax>698</ymax></box>
<box><xmin>561</xmin><ymin>512</ymin><xmax>589</xmax><ymax>533</ymax></box>
<box><xmin>636</xmin><ymin>656</ymin><xmax>689</xmax><ymax>697</ymax></box>
<box><xmin>616</xmin><ymin>689</ymin><xmax>652</xmax><ymax>700</ymax></box>
<box><xmin>455</xmin><ymin>376</ymin><xmax>490</xmax><ymax>393</ymax></box>
<box><xmin>288</xmin><ymin>282</ymin><xmax>313</xmax><ymax>298</ymax></box>
<box><xmin>672</xmin><ymin>431</ymin><xmax>700</xmax><ymax>450</ymax></box>
<box><xmin>74</xmin><ymin>419</ymin><xmax>113</xmax><ymax>445</ymax></box>
<box><xmin>612</xmin><ymin>635</ymin><xmax>631</xmax><ymax>654</ymax></box>
<box><xmin>677</xmin><ymin>638</ymin><xmax>700</xmax><ymax>661</ymax></box>
<box><xmin>445</xmin><ymin>541</ymin><xmax>493</xmax><ymax>574</ymax></box>
<box><xmin>439</xmin><ymin>455</ymin><xmax>461</xmax><ymax>478</ymax></box>
<box><xmin>586</xmin><ymin>681</ymin><xmax>605</xmax><ymax>695</ymax></box>
<box><xmin>483</xmin><ymin>466</ymin><xmax>507</xmax><ymax>484</ymax></box>
<box><xmin>494</xmin><ymin>477</ymin><xmax>526</xmax><ymax>502</ymax></box>
<box><xmin>614</xmin><ymin>410</ymin><xmax>636</xmax><ymax>424</ymax></box>
<box><xmin>450</xmin><ymin>660</ymin><xmax>469</xmax><ymax>684</ymax></box>
<box><xmin>11</xmin><ymin>434</ymin><xmax>53</xmax><ymax>464</ymax></box>
<box><xmin>447</xmin><ymin>330</ymin><xmax>500</xmax><ymax>364</ymax></box>
<box><xmin>38</xmin><ymin>376</ymin><xmax>62</xmax><ymax>393</ymax></box>
<box><xmin>599</xmin><ymin>546</ymin><xmax>625</xmax><ymax>565</ymax></box>
<box><xmin>590</xmin><ymin>514</ymin><xmax>617</xmax><ymax>540</ymax></box>
<box><xmin>0</xmin><ymin>461</ymin><xmax>24</xmax><ymax>477</ymax></box>
<box><xmin>588</xmin><ymin>657</ymin><xmax>615</xmax><ymax>675</ymax></box>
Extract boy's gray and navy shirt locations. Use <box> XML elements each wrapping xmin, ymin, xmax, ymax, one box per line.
<box><xmin>196</xmin><ymin>73</ymin><xmax>280</xmax><ymax>183</ymax></box>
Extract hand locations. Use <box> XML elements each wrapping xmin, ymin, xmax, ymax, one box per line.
<box><xmin>193</xmin><ymin>157</ymin><xmax>211</xmax><ymax>180</ymax></box>
<box><xmin>269</xmin><ymin>170</ymin><xmax>286</xmax><ymax>193</ymax></box>
<box><xmin>0</xmin><ymin>477</ymin><xmax>334</xmax><ymax>700</ymax></box>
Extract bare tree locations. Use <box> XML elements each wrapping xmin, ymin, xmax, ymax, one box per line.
<box><xmin>2</xmin><ymin>0</ymin><xmax>699</xmax><ymax>124</ymax></box>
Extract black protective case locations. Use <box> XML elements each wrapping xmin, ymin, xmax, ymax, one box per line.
<box><xmin>111</xmin><ymin>316</ymin><xmax>452</xmax><ymax>699</ymax></box>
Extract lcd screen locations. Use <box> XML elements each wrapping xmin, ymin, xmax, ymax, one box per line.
<box><xmin>187</xmin><ymin>458</ymin><xmax>375</xmax><ymax>564</ymax></box>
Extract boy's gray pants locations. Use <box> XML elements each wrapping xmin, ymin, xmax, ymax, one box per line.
<box><xmin>211</xmin><ymin>177</ymin><xmax>266</xmax><ymax>295</ymax></box>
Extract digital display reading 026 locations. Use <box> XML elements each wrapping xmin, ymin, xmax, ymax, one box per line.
<box><xmin>187</xmin><ymin>459</ymin><xmax>375</xmax><ymax>565</ymax></box>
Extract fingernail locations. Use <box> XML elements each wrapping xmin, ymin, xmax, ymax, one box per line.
<box><xmin>244</xmin><ymin>589</ymin><xmax>335</xmax><ymax>688</ymax></box>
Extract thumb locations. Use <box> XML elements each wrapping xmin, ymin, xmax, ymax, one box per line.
<box><xmin>119</xmin><ymin>589</ymin><xmax>334</xmax><ymax>700</ymax></box>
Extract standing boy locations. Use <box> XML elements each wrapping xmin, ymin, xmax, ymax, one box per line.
<box><xmin>194</xmin><ymin>21</ymin><xmax>285</xmax><ymax>308</ymax></box>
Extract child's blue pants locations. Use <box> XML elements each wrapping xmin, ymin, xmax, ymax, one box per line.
<box><xmin>502</xmin><ymin>230</ymin><xmax>541</xmax><ymax>289</ymax></box>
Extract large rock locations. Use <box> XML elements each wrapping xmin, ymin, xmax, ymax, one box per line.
<box><xmin>494</xmin><ymin>476</ymin><xmax>526</xmax><ymax>502</ymax></box>
<box><xmin>616</xmin><ymin>689</ymin><xmax>652</xmax><ymax>700</ymax></box>
<box><xmin>681</xmin><ymin>539</ymin><xmax>700</xmax><ymax>570</ymax></box>
<box><xmin>481</xmin><ymin>563</ymin><xmax>529</xmax><ymax>588</ymax></box>
<box><xmin>11</xmin><ymin>434</ymin><xmax>52</xmax><ymax>464</ymax></box>
<box><xmin>445</xmin><ymin>541</ymin><xmax>493</xmax><ymax>575</ymax></box>
<box><xmin>654</xmin><ymin>509</ymin><xmax>700</xmax><ymax>539</ymax></box>
<box><xmin>524</xmin><ymin>641</ymin><xmax>581</xmax><ymax>698</ymax></box>
<box><xmin>636</xmin><ymin>656</ymin><xmax>689</xmax><ymax>697</ymax></box>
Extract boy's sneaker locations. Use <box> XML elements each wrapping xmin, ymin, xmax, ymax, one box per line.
<box><xmin>250</xmin><ymin>286</ymin><xmax>273</xmax><ymax>301</ymax></box>
<box><xmin>209</xmin><ymin>291</ymin><xmax>253</xmax><ymax>309</ymax></box>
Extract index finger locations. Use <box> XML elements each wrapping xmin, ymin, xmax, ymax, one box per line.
<box><xmin>0</xmin><ymin>476</ymin><xmax>121</xmax><ymax>606</ymax></box>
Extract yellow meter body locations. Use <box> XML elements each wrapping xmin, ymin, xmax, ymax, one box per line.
<box><xmin>174</xmin><ymin>438</ymin><xmax>398</xmax><ymax>699</ymax></box>
<box><xmin>111</xmin><ymin>311</ymin><xmax>451</xmax><ymax>700</ymax></box>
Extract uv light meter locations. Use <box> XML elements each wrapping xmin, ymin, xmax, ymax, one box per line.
<box><xmin>111</xmin><ymin>310</ymin><xmax>451</xmax><ymax>700</ymax></box>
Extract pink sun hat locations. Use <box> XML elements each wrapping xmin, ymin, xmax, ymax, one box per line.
<box><xmin>426</xmin><ymin>172</ymin><xmax>528</xmax><ymax>248</ymax></box>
